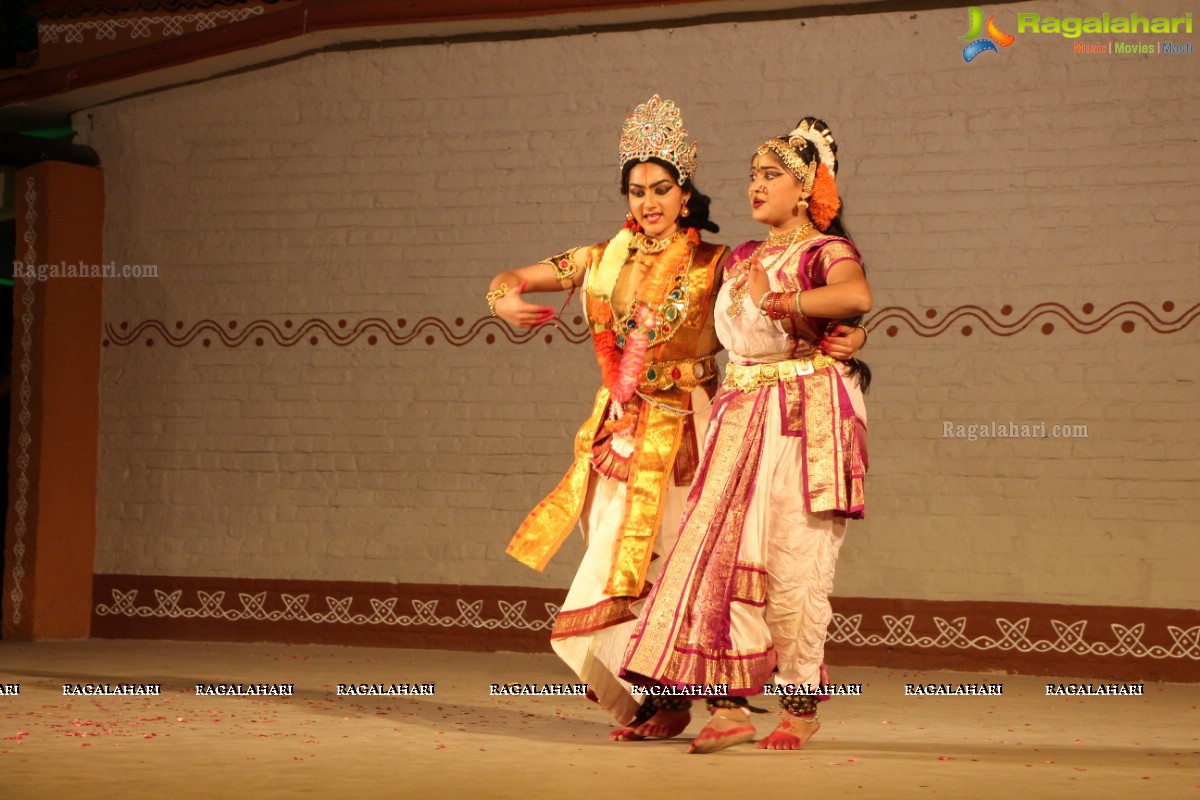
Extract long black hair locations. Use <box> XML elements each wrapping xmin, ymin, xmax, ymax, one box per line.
<box><xmin>825</xmin><ymin>208</ymin><xmax>871</xmax><ymax>393</ymax></box>
<box><xmin>620</xmin><ymin>157</ymin><xmax>719</xmax><ymax>234</ymax></box>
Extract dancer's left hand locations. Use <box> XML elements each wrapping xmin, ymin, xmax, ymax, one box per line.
<box><xmin>820</xmin><ymin>324</ymin><xmax>864</xmax><ymax>360</ymax></box>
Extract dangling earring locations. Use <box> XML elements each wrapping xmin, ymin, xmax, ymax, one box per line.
<box><xmin>797</xmin><ymin>199</ymin><xmax>810</xmax><ymax>212</ymax></box>
<box><xmin>681</xmin><ymin>205</ymin><xmax>690</xmax><ymax>218</ymax></box>
<box><xmin>626</xmin><ymin>212</ymin><xmax>634</xmax><ymax>221</ymax></box>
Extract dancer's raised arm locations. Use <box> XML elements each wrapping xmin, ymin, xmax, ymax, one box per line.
<box><xmin>487</xmin><ymin>248</ymin><xmax>590</xmax><ymax>328</ymax></box>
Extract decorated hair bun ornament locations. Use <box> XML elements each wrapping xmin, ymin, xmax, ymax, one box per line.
<box><xmin>788</xmin><ymin>118</ymin><xmax>841</xmax><ymax>231</ymax></box>
<box><xmin>787</xmin><ymin>118</ymin><xmax>837</xmax><ymax>176</ymax></box>
<box><xmin>618</xmin><ymin>95</ymin><xmax>698</xmax><ymax>183</ymax></box>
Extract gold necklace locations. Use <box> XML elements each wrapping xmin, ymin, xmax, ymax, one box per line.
<box><xmin>765</xmin><ymin>222</ymin><xmax>814</xmax><ymax>248</ymax></box>
<box><xmin>726</xmin><ymin>223</ymin><xmax>815</xmax><ymax>318</ymax></box>
<box><xmin>632</xmin><ymin>229</ymin><xmax>686</xmax><ymax>255</ymax></box>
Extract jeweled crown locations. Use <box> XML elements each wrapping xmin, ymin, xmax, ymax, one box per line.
<box><xmin>618</xmin><ymin>95</ymin><xmax>698</xmax><ymax>183</ymax></box>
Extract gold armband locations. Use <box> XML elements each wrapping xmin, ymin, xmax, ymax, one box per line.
<box><xmin>539</xmin><ymin>248</ymin><xmax>583</xmax><ymax>287</ymax></box>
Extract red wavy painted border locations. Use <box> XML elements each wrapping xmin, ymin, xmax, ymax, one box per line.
<box><xmin>102</xmin><ymin>315</ymin><xmax>592</xmax><ymax>348</ymax></box>
<box><xmin>101</xmin><ymin>301</ymin><xmax>1198</xmax><ymax>349</ymax></box>
<box><xmin>871</xmin><ymin>301</ymin><xmax>1198</xmax><ymax>338</ymax></box>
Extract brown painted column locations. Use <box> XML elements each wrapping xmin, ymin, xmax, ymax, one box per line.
<box><xmin>3</xmin><ymin>161</ymin><xmax>104</xmax><ymax>639</ymax></box>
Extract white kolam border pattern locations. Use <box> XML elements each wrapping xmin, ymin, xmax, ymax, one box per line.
<box><xmin>93</xmin><ymin>585</ymin><xmax>1200</xmax><ymax>662</ymax></box>
<box><xmin>830</xmin><ymin>613</ymin><xmax>1200</xmax><ymax>661</ymax></box>
<box><xmin>96</xmin><ymin>587</ymin><xmax>557</xmax><ymax>632</ymax></box>
<box><xmin>40</xmin><ymin>6</ymin><xmax>264</xmax><ymax>44</ymax></box>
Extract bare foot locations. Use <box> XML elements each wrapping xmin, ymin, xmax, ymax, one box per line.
<box><xmin>685</xmin><ymin>710</ymin><xmax>755</xmax><ymax>754</ymax></box>
<box><xmin>609</xmin><ymin>707</ymin><xmax>691</xmax><ymax>741</ymax></box>
<box><xmin>755</xmin><ymin>714</ymin><xmax>820</xmax><ymax>750</ymax></box>
<box><xmin>610</xmin><ymin>726</ymin><xmax>646</xmax><ymax>741</ymax></box>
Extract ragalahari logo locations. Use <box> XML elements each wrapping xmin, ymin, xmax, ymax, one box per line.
<box><xmin>961</xmin><ymin>7</ymin><xmax>1017</xmax><ymax>62</ymax></box>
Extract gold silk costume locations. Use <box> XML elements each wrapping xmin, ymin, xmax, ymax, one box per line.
<box><xmin>499</xmin><ymin>93</ymin><xmax>722</xmax><ymax>727</ymax></box>
<box><xmin>506</xmin><ymin>236</ymin><xmax>728</xmax><ymax>598</ymax></box>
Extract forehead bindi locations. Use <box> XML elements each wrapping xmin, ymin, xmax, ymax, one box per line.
<box><xmin>751</xmin><ymin>151</ymin><xmax>786</xmax><ymax>171</ymax></box>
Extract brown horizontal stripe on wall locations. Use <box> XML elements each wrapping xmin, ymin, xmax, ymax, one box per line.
<box><xmin>3</xmin><ymin>0</ymin><xmax>755</xmax><ymax>105</ymax></box>
<box><xmin>91</xmin><ymin>573</ymin><xmax>566</xmax><ymax>652</ymax></box>
<box><xmin>93</xmin><ymin>575</ymin><xmax>1200</xmax><ymax>682</ymax></box>
<box><xmin>823</xmin><ymin>597</ymin><xmax>1200</xmax><ymax>683</ymax></box>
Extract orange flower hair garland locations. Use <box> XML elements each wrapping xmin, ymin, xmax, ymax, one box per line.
<box><xmin>809</xmin><ymin>163</ymin><xmax>840</xmax><ymax>231</ymax></box>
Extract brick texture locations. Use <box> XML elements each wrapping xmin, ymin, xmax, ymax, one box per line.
<box><xmin>80</xmin><ymin>1</ymin><xmax>1199</xmax><ymax>609</ymax></box>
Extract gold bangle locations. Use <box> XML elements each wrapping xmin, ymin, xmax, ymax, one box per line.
<box><xmin>486</xmin><ymin>283</ymin><xmax>510</xmax><ymax>317</ymax></box>
<box><xmin>794</xmin><ymin>289</ymin><xmax>805</xmax><ymax>318</ymax></box>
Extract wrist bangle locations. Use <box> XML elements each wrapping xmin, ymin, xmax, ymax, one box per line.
<box><xmin>794</xmin><ymin>289</ymin><xmax>805</xmax><ymax>318</ymax></box>
<box><xmin>757</xmin><ymin>291</ymin><xmax>773</xmax><ymax>317</ymax></box>
<box><xmin>486</xmin><ymin>283</ymin><xmax>510</xmax><ymax>317</ymax></box>
<box><xmin>857</xmin><ymin>324</ymin><xmax>868</xmax><ymax>348</ymax></box>
<box><xmin>765</xmin><ymin>292</ymin><xmax>792</xmax><ymax>322</ymax></box>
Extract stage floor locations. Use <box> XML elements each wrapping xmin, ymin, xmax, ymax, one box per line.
<box><xmin>0</xmin><ymin>640</ymin><xmax>1195</xmax><ymax>799</ymax></box>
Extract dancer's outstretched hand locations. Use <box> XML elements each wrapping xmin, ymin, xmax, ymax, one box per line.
<box><xmin>494</xmin><ymin>280</ymin><xmax>555</xmax><ymax>328</ymax></box>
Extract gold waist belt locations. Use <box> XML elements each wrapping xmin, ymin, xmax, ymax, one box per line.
<box><xmin>724</xmin><ymin>354</ymin><xmax>838</xmax><ymax>392</ymax></box>
<box><xmin>639</xmin><ymin>354</ymin><xmax>718</xmax><ymax>393</ymax></box>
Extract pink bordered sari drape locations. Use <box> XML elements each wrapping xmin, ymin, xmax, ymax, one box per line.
<box><xmin>622</xmin><ymin>235</ymin><xmax>867</xmax><ymax>695</ymax></box>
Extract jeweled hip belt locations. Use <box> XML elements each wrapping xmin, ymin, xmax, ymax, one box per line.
<box><xmin>639</xmin><ymin>355</ymin><xmax>718</xmax><ymax>393</ymax></box>
<box><xmin>723</xmin><ymin>354</ymin><xmax>838</xmax><ymax>392</ymax></box>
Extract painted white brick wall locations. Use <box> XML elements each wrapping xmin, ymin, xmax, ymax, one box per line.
<box><xmin>81</xmin><ymin>1</ymin><xmax>1199</xmax><ymax>608</ymax></box>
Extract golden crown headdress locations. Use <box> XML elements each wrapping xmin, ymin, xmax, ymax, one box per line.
<box><xmin>618</xmin><ymin>95</ymin><xmax>699</xmax><ymax>183</ymax></box>
<box><xmin>756</xmin><ymin>119</ymin><xmax>837</xmax><ymax>194</ymax></box>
